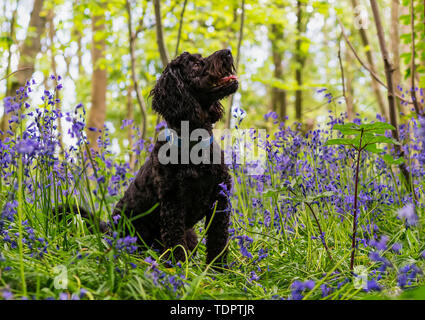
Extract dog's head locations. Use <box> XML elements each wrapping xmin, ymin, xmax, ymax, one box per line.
<box><xmin>150</xmin><ymin>49</ymin><xmax>238</xmax><ymax>127</ymax></box>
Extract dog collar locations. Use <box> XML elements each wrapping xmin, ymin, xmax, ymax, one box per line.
<box><xmin>164</xmin><ymin>127</ymin><xmax>213</xmax><ymax>149</ymax></box>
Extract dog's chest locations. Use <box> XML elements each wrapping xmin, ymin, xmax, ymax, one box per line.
<box><xmin>176</xmin><ymin>166</ymin><xmax>221</xmax><ymax>223</ymax></box>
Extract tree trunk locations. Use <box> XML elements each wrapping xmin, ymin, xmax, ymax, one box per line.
<box><xmin>126</xmin><ymin>85</ymin><xmax>136</xmax><ymax>170</ymax></box>
<box><xmin>350</xmin><ymin>0</ymin><xmax>388</xmax><ymax>120</ymax></box>
<box><xmin>126</xmin><ymin>0</ymin><xmax>147</xmax><ymax>139</ymax></box>
<box><xmin>294</xmin><ymin>0</ymin><xmax>304</xmax><ymax>122</ymax></box>
<box><xmin>410</xmin><ymin>0</ymin><xmax>422</xmax><ymax>115</ymax></box>
<box><xmin>4</xmin><ymin>1</ymin><xmax>18</xmax><ymax>97</ymax></box>
<box><xmin>153</xmin><ymin>0</ymin><xmax>170</xmax><ymax>68</ymax></box>
<box><xmin>225</xmin><ymin>0</ymin><xmax>245</xmax><ymax>129</ymax></box>
<box><xmin>1</xmin><ymin>0</ymin><xmax>45</xmax><ymax>137</ymax></box>
<box><xmin>390</xmin><ymin>0</ymin><xmax>403</xmax><ymax>113</ymax></box>
<box><xmin>270</xmin><ymin>24</ymin><xmax>287</xmax><ymax>121</ymax></box>
<box><xmin>338</xmin><ymin>37</ymin><xmax>355</xmax><ymax>121</ymax></box>
<box><xmin>153</xmin><ymin>0</ymin><xmax>170</xmax><ymax>135</ymax></box>
<box><xmin>175</xmin><ymin>0</ymin><xmax>188</xmax><ymax>57</ymax></box>
<box><xmin>86</xmin><ymin>13</ymin><xmax>107</xmax><ymax>154</ymax></box>
<box><xmin>345</xmin><ymin>45</ymin><xmax>355</xmax><ymax>120</ymax></box>
<box><xmin>369</xmin><ymin>0</ymin><xmax>413</xmax><ymax>195</ymax></box>
<box><xmin>48</xmin><ymin>10</ymin><xmax>64</xmax><ymax>149</ymax></box>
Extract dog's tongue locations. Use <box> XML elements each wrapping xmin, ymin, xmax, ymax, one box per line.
<box><xmin>220</xmin><ymin>75</ymin><xmax>238</xmax><ymax>83</ymax></box>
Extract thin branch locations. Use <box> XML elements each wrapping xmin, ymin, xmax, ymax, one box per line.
<box><xmin>226</xmin><ymin>0</ymin><xmax>245</xmax><ymax>129</ymax></box>
<box><xmin>174</xmin><ymin>0</ymin><xmax>188</xmax><ymax>57</ymax></box>
<box><xmin>336</xmin><ymin>16</ymin><xmax>414</xmax><ymax>106</ymax></box>
<box><xmin>337</xmin><ymin>33</ymin><xmax>353</xmax><ymax>120</ymax></box>
<box><xmin>234</xmin><ymin>0</ymin><xmax>245</xmax><ymax>70</ymax></box>
<box><xmin>134</xmin><ymin>0</ymin><xmax>148</xmax><ymax>39</ymax></box>
<box><xmin>0</xmin><ymin>67</ymin><xmax>34</xmax><ymax>82</ymax></box>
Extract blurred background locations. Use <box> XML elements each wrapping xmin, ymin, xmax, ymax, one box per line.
<box><xmin>0</xmin><ymin>0</ymin><xmax>423</xmax><ymax>156</ymax></box>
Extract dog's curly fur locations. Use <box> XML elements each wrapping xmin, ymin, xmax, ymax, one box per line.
<box><xmin>67</xmin><ymin>49</ymin><xmax>238</xmax><ymax>267</ymax></box>
<box><xmin>114</xmin><ymin>49</ymin><xmax>238</xmax><ymax>266</ymax></box>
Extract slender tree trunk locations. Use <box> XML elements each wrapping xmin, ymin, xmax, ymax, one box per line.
<box><xmin>126</xmin><ymin>0</ymin><xmax>147</xmax><ymax>139</ymax></box>
<box><xmin>4</xmin><ymin>1</ymin><xmax>19</xmax><ymax>97</ymax></box>
<box><xmin>390</xmin><ymin>0</ymin><xmax>403</xmax><ymax>113</ymax></box>
<box><xmin>294</xmin><ymin>0</ymin><xmax>304</xmax><ymax>122</ymax></box>
<box><xmin>338</xmin><ymin>37</ymin><xmax>354</xmax><ymax>120</ymax></box>
<box><xmin>153</xmin><ymin>0</ymin><xmax>170</xmax><ymax>134</ymax></box>
<box><xmin>345</xmin><ymin>45</ymin><xmax>355</xmax><ymax>120</ymax></box>
<box><xmin>410</xmin><ymin>0</ymin><xmax>422</xmax><ymax>115</ymax></box>
<box><xmin>73</xmin><ymin>21</ymin><xmax>84</xmax><ymax>77</ymax></box>
<box><xmin>270</xmin><ymin>24</ymin><xmax>287</xmax><ymax>122</ymax></box>
<box><xmin>370</xmin><ymin>0</ymin><xmax>399</xmax><ymax>138</ymax></box>
<box><xmin>1</xmin><ymin>0</ymin><xmax>45</xmax><ymax>137</ymax></box>
<box><xmin>225</xmin><ymin>0</ymin><xmax>245</xmax><ymax>129</ymax></box>
<box><xmin>350</xmin><ymin>0</ymin><xmax>388</xmax><ymax>120</ymax></box>
<box><xmin>175</xmin><ymin>0</ymin><xmax>188</xmax><ymax>57</ymax></box>
<box><xmin>126</xmin><ymin>85</ymin><xmax>136</xmax><ymax>170</ymax></box>
<box><xmin>48</xmin><ymin>10</ymin><xmax>64</xmax><ymax>149</ymax></box>
<box><xmin>86</xmin><ymin>12</ymin><xmax>107</xmax><ymax>153</ymax></box>
<box><xmin>153</xmin><ymin>0</ymin><xmax>170</xmax><ymax>68</ymax></box>
<box><xmin>369</xmin><ymin>0</ymin><xmax>413</xmax><ymax>194</ymax></box>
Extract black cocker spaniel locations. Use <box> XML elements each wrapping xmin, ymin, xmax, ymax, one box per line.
<box><xmin>63</xmin><ymin>49</ymin><xmax>239</xmax><ymax>269</ymax></box>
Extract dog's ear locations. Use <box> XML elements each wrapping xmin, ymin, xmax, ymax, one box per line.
<box><xmin>150</xmin><ymin>53</ymin><xmax>204</xmax><ymax>127</ymax></box>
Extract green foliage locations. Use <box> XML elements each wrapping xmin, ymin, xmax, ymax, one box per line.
<box><xmin>326</xmin><ymin>122</ymin><xmax>399</xmax><ymax>157</ymax></box>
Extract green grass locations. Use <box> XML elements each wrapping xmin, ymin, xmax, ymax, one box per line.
<box><xmin>1</xmin><ymin>114</ymin><xmax>425</xmax><ymax>300</ymax></box>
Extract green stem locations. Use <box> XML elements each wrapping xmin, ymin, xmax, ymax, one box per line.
<box><xmin>350</xmin><ymin>129</ymin><xmax>363</xmax><ymax>271</ymax></box>
<box><xmin>17</xmin><ymin>131</ymin><xmax>27</xmax><ymax>296</ymax></box>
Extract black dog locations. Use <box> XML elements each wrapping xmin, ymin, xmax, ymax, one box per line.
<box><xmin>64</xmin><ymin>49</ymin><xmax>238</xmax><ymax>267</ymax></box>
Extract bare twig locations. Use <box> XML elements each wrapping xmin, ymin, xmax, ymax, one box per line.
<box><xmin>174</xmin><ymin>0</ymin><xmax>188</xmax><ymax>57</ymax></box>
<box><xmin>0</xmin><ymin>67</ymin><xmax>34</xmax><ymax>82</ymax></box>
<box><xmin>126</xmin><ymin>0</ymin><xmax>147</xmax><ymax>139</ymax></box>
<box><xmin>226</xmin><ymin>0</ymin><xmax>245</xmax><ymax>129</ymax></box>
<box><xmin>134</xmin><ymin>0</ymin><xmax>148</xmax><ymax>38</ymax></box>
<box><xmin>336</xmin><ymin>16</ymin><xmax>414</xmax><ymax>106</ymax></box>
<box><xmin>337</xmin><ymin>34</ymin><xmax>353</xmax><ymax>120</ymax></box>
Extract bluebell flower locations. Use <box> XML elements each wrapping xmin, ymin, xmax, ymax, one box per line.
<box><xmin>397</xmin><ymin>204</ymin><xmax>418</xmax><ymax>227</ymax></box>
<box><xmin>391</xmin><ymin>243</ymin><xmax>402</xmax><ymax>254</ymax></box>
<box><xmin>365</xmin><ymin>279</ymin><xmax>381</xmax><ymax>292</ymax></box>
<box><xmin>2</xmin><ymin>290</ymin><xmax>13</xmax><ymax>300</ymax></box>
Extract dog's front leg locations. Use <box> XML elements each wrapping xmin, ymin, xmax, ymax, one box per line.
<box><xmin>205</xmin><ymin>193</ymin><xmax>230</xmax><ymax>269</ymax></box>
<box><xmin>159</xmin><ymin>201</ymin><xmax>188</xmax><ymax>263</ymax></box>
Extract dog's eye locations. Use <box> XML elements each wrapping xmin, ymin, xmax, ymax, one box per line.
<box><xmin>193</xmin><ymin>62</ymin><xmax>201</xmax><ymax>71</ymax></box>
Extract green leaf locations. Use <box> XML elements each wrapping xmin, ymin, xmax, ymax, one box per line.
<box><xmin>262</xmin><ymin>186</ymin><xmax>287</xmax><ymax>198</ymax></box>
<box><xmin>363</xmin><ymin>135</ymin><xmax>399</xmax><ymax>146</ymax></box>
<box><xmin>309</xmin><ymin>191</ymin><xmax>336</xmax><ymax>201</ymax></box>
<box><xmin>332</xmin><ymin>123</ymin><xmax>361</xmax><ymax>135</ymax></box>
<box><xmin>364</xmin><ymin>144</ymin><xmax>382</xmax><ymax>154</ymax></box>
<box><xmin>324</xmin><ymin>138</ymin><xmax>357</xmax><ymax>147</ymax></box>
<box><xmin>358</xmin><ymin>122</ymin><xmax>396</xmax><ymax>133</ymax></box>
<box><xmin>382</xmin><ymin>154</ymin><xmax>404</xmax><ymax>165</ymax></box>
